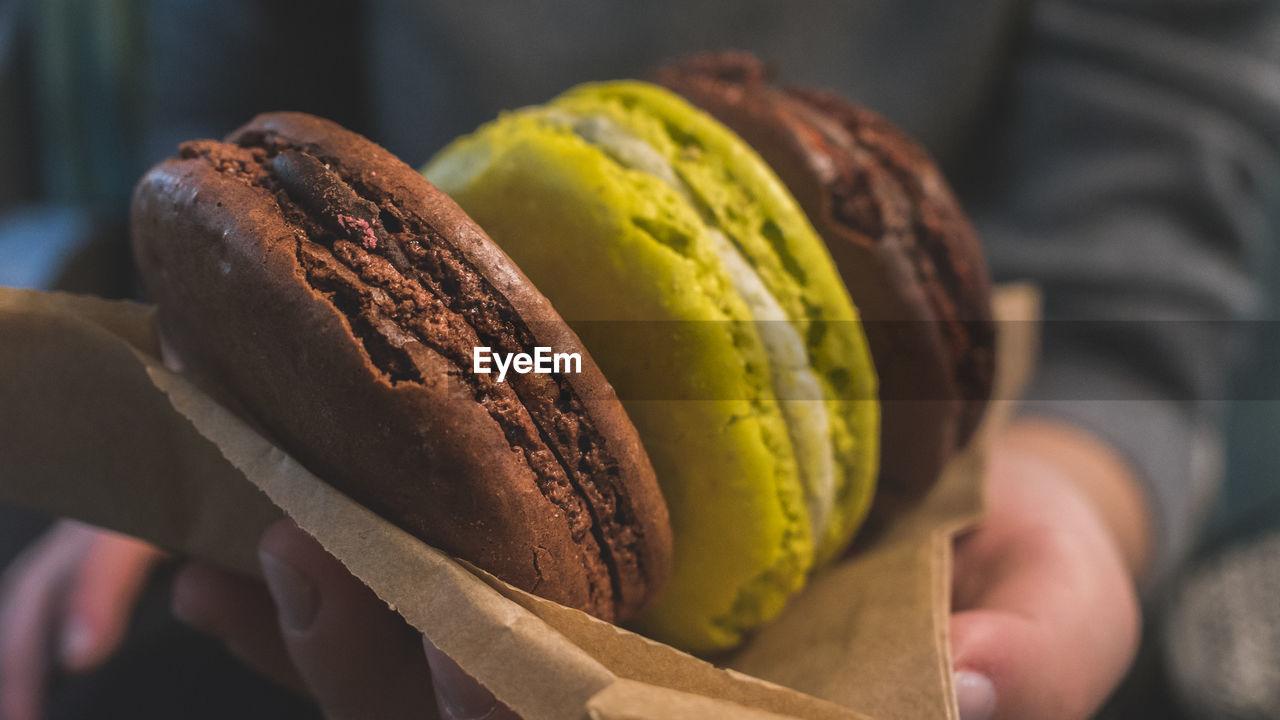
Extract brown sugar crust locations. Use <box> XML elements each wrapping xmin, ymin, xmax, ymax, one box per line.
<box><xmin>654</xmin><ymin>53</ymin><xmax>995</xmax><ymax>516</ymax></box>
<box><xmin>131</xmin><ymin>112</ymin><xmax>671</xmax><ymax>621</ymax></box>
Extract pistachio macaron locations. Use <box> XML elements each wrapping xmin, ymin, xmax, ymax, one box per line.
<box><xmin>426</xmin><ymin>82</ymin><xmax>879</xmax><ymax>651</ymax></box>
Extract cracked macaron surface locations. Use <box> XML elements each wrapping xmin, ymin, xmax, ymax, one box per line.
<box><xmin>426</xmin><ymin>82</ymin><xmax>879</xmax><ymax>651</ymax></box>
<box><xmin>131</xmin><ymin>112</ymin><xmax>671</xmax><ymax>623</ymax></box>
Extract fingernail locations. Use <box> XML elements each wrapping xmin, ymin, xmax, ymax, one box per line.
<box><xmin>424</xmin><ymin>642</ymin><xmax>506</xmax><ymax>720</ymax></box>
<box><xmin>59</xmin><ymin>617</ymin><xmax>95</xmax><ymax>668</ymax></box>
<box><xmin>955</xmin><ymin>670</ymin><xmax>996</xmax><ymax>720</ymax></box>
<box><xmin>259</xmin><ymin>550</ymin><xmax>318</xmax><ymax>633</ymax></box>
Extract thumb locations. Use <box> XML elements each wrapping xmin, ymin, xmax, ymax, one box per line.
<box><xmin>949</xmin><ymin>446</ymin><xmax>1141</xmax><ymax>720</ymax></box>
<box><xmin>423</xmin><ymin>641</ymin><xmax>521</xmax><ymax>720</ymax></box>
<box><xmin>258</xmin><ymin>520</ymin><xmax>433</xmax><ymax>720</ymax></box>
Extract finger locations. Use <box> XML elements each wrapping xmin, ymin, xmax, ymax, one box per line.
<box><xmin>259</xmin><ymin>520</ymin><xmax>435</xmax><ymax>720</ymax></box>
<box><xmin>0</xmin><ymin>525</ymin><xmax>90</xmax><ymax>720</ymax></box>
<box><xmin>424</xmin><ymin>641</ymin><xmax>521</xmax><ymax>720</ymax></box>
<box><xmin>949</xmin><ymin>450</ymin><xmax>1140</xmax><ymax>720</ymax></box>
<box><xmin>171</xmin><ymin>560</ymin><xmax>305</xmax><ymax>694</ymax></box>
<box><xmin>60</xmin><ymin>530</ymin><xmax>166</xmax><ymax>672</ymax></box>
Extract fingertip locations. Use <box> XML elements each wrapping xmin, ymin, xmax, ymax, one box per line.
<box><xmin>257</xmin><ymin>519</ymin><xmax>358</xmax><ymax>626</ymax></box>
<box><xmin>57</xmin><ymin>616</ymin><xmax>102</xmax><ymax>672</ymax></box>
<box><xmin>948</xmin><ymin>609</ymin><xmax>986</xmax><ymax>674</ymax></box>
<box><xmin>949</xmin><ymin>608</ymin><xmax>1033</xmax><ymax>680</ymax></box>
<box><xmin>0</xmin><ymin>685</ymin><xmax>37</xmax><ymax>720</ymax></box>
<box><xmin>424</xmin><ymin>641</ymin><xmax>519</xmax><ymax>720</ymax></box>
<box><xmin>258</xmin><ymin>519</ymin><xmax>322</xmax><ymax>567</ymax></box>
<box><xmin>257</xmin><ymin>520</ymin><xmax>343</xmax><ymax>636</ymax></box>
<box><xmin>170</xmin><ymin>561</ymin><xmax>261</xmax><ymax>635</ymax></box>
<box><xmin>258</xmin><ymin>550</ymin><xmax>319</xmax><ymax>635</ymax></box>
<box><xmin>60</xmin><ymin>531</ymin><xmax>165</xmax><ymax>674</ymax></box>
<box><xmin>950</xmin><ymin>613</ymin><xmax>1001</xmax><ymax>720</ymax></box>
<box><xmin>261</xmin><ymin>528</ymin><xmax>434</xmax><ymax>717</ymax></box>
<box><xmin>953</xmin><ymin>670</ymin><xmax>996</xmax><ymax>720</ymax></box>
<box><xmin>171</xmin><ymin>561</ymin><xmax>213</xmax><ymax>632</ymax></box>
<box><xmin>951</xmin><ymin>609</ymin><xmax>1053</xmax><ymax>720</ymax></box>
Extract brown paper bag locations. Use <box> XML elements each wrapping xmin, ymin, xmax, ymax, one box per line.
<box><xmin>0</xmin><ymin>284</ymin><xmax>1038</xmax><ymax>719</ymax></box>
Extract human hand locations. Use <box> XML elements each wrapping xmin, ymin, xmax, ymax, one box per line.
<box><xmin>950</xmin><ymin>419</ymin><xmax>1151</xmax><ymax>720</ymax></box>
<box><xmin>175</xmin><ymin>420</ymin><xmax>1150</xmax><ymax>720</ymax></box>
<box><xmin>171</xmin><ymin>519</ymin><xmax>520</xmax><ymax>720</ymax></box>
<box><xmin>0</xmin><ymin>520</ymin><xmax>166</xmax><ymax>720</ymax></box>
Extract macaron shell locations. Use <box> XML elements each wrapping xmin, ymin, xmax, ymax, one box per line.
<box><xmin>427</xmin><ymin>111</ymin><xmax>814</xmax><ymax>650</ymax></box>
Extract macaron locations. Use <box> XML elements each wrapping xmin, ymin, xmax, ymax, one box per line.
<box><xmin>425</xmin><ymin>82</ymin><xmax>879</xmax><ymax>651</ymax></box>
<box><xmin>655</xmin><ymin>52</ymin><xmax>996</xmax><ymax>515</ymax></box>
<box><xmin>131</xmin><ymin>112</ymin><xmax>672</xmax><ymax>623</ymax></box>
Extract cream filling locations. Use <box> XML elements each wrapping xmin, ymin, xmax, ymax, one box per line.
<box><xmin>571</xmin><ymin>113</ymin><xmax>837</xmax><ymax>541</ymax></box>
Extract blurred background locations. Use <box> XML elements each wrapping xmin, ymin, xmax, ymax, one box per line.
<box><xmin>3</xmin><ymin>1</ymin><xmax>1280</xmax><ymax>718</ymax></box>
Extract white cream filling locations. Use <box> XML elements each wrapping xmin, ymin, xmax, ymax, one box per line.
<box><xmin>571</xmin><ymin>113</ymin><xmax>838</xmax><ymax>540</ymax></box>
<box><xmin>708</xmin><ymin>230</ymin><xmax>836</xmax><ymax>538</ymax></box>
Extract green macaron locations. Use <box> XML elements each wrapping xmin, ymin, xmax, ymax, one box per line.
<box><xmin>425</xmin><ymin>81</ymin><xmax>878</xmax><ymax>651</ymax></box>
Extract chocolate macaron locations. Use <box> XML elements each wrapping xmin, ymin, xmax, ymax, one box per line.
<box><xmin>131</xmin><ymin>112</ymin><xmax>671</xmax><ymax>622</ymax></box>
<box><xmin>656</xmin><ymin>52</ymin><xmax>995</xmax><ymax>513</ymax></box>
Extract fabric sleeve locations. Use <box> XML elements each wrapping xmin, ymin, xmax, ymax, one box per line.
<box><xmin>967</xmin><ymin>0</ymin><xmax>1280</xmax><ymax>589</ymax></box>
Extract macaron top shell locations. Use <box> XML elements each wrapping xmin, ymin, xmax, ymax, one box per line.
<box><xmin>427</xmin><ymin>83</ymin><xmax>879</xmax><ymax>650</ymax></box>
